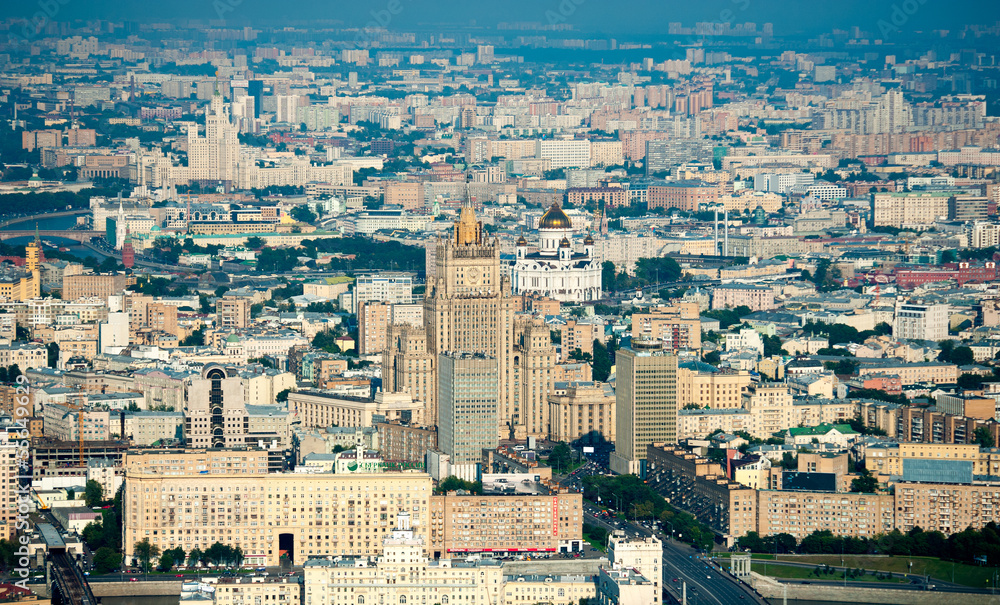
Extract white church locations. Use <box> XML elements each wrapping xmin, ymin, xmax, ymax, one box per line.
<box><xmin>511</xmin><ymin>202</ymin><xmax>602</xmax><ymax>302</ymax></box>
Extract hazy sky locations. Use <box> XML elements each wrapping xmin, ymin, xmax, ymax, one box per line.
<box><xmin>4</xmin><ymin>0</ymin><xmax>999</xmax><ymax>36</ymax></box>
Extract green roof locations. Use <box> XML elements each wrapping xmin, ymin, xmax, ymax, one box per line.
<box><xmin>787</xmin><ymin>423</ymin><xmax>858</xmax><ymax>437</ymax></box>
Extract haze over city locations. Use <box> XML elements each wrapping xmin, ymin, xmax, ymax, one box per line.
<box><xmin>1</xmin><ymin>3</ymin><xmax>1000</xmax><ymax>605</ymax></box>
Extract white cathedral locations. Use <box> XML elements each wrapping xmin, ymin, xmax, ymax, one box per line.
<box><xmin>511</xmin><ymin>202</ymin><xmax>602</xmax><ymax>302</ymax></box>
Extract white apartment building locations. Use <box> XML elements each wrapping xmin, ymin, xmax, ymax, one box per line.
<box><xmin>355</xmin><ymin>273</ymin><xmax>415</xmax><ymax>305</ymax></box>
<box><xmin>536</xmin><ymin>139</ymin><xmax>591</xmax><ymax>169</ymax></box>
<box><xmin>970</xmin><ymin>222</ymin><xmax>1000</xmax><ymax>249</ymax></box>
<box><xmin>893</xmin><ymin>300</ymin><xmax>949</xmax><ymax>342</ymax></box>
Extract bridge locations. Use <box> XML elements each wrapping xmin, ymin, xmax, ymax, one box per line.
<box><xmin>0</xmin><ymin>208</ymin><xmax>90</xmax><ymax>229</ymax></box>
<box><xmin>0</xmin><ymin>230</ymin><xmax>104</xmax><ymax>243</ymax></box>
<box><xmin>40</xmin><ymin>523</ymin><xmax>97</xmax><ymax>605</ymax></box>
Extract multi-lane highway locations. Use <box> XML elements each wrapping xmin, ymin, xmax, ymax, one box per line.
<box><xmin>582</xmin><ymin>501</ymin><xmax>765</xmax><ymax>604</ymax></box>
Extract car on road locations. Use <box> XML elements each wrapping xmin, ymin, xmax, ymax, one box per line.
<box><xmin>129</xmin><ymin>578</ymin><xmax>138</xmax><ymax>582</ymax></box>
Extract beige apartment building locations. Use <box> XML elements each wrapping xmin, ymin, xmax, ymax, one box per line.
<box><xmin>872</xmin><ymin>191</ymin><xmax>952</xmax><ymax>227</ymax></box>
<box><xmin>383</xmin><ymin>181</ymin><xmax>423</xmax><ymax>210</ymax></box>
<box><xmin>63</xmin><ymin>273</ymin><xmax>128</xmax><ymax>300</ymax></box>
<box><xmin>428</xmin><ymin>491</ymin><xmax>583</xmax><ymax>558</ymax></box>
<box><xmin>676</xmin><ymin>364</ymin><xmax>752</xmax><ymax>409</ymax></box>
<box><xmin>857</xmin><ymin>361</ymin><xmax>958</xmax><ymax>385</ymax></box>
<box><xmin>0</xmin><ymin>343</ymin><xmax>47</xmax><ymax>371</ymax></box>
<box><xmin>756</xmin><ymin>490</ymin><xmax>896</xmax><ymax>540</ymax></box>
<box><xmin>124</xmin><ymin>467</ymin><xmax>433</xmax><ymax>566</ymax></box>
<box><xmin>558</xmin><ymin>319</ymin><xmax>604</xmax><ymax>361</ymax></box>
<box><xmin>630</xmin><ymin>303</ymin><xmax>702</xmax><ymax>351</ymax></box>
<box><xmin>213</xmin><ymin>577</ymin><xmax>302</xmax><ymax>605</ymax></box>
<box><xmin>548</xmin><ymin>381</ymin><xmax>616</xmax><ymax>443</ymax></box>
<box><xmin>217</xmin><ymin>296</ymin><xmax>251</xmax><ymax>329</ymax></box>
<box><xmin>895</xmin><ymin>482</ymin><xmax>1000</xmax><ymax>534</ymax></box>
<box><xmin>290</xmin><ymin>390</ymin><xmax>422</xmax><ymax>428</ymax></box>
<box><xmin>711</xmin><ymin>284</ymin><xmax>775</xmax><ymax>312</ymax></box>
<box><xmin>866</xmin><ymin>443</ymin><xmax>1000</xmax><ymax>480</ymax></box>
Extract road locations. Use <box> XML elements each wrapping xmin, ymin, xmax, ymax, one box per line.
<box><xmin>582</xmin><ymin>502</ymin><xmax>764</xmax><ymax>605</ymax></box>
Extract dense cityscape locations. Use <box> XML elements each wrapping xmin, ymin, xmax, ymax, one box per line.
<box><xmin>1</xmin><ymin>3</ymin><xmax>1000</xmax><ymax>604</ymax></box>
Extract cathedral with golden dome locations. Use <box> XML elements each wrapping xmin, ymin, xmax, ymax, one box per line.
<box><xmin>512</xmin><ymin>202</ymin><xmax>602</xmax><ymax>302</ymax></box>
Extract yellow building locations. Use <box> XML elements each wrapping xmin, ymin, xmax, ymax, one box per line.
<box><xmin>630</xmin><ymin>302</ymin><xmax>702</xmax><ymax>351</ymax></box>
<box><xmin>548</xmin><ymin>381</ymin><xmax>616</xmax><ymax>443</ymax></box>
<box><xmin>676</xmin><ymin>362</ymin><xmax>752</xmax><ymax>410</ymax></box>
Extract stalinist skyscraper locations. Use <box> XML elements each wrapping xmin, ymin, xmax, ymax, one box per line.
<box><xmin>384</xmin><ymin>205</ymin><xmax>559</xmax><ymax>441</ymax></box>
<box><xmin>385</xmin><ymin>206</ymin><xmax>516</xmax><ymax>437</ymax></box>
<box><xmin>425</xmin><ymin>206</ymin><xmax>515</xmax><ymax>437</ymax></box>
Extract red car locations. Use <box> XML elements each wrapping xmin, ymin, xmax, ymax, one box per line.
<box><xmin>129</xmin><ymin>578</ymin><xmax>138</xmax><ymax>582</ymax></box>
<box><xmin>176</xmin><ymin>574</ymin><xmax>184</xmax><ymax>577</ymax></box>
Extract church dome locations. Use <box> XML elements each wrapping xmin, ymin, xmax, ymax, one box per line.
<box><xmin>583</xmin><ymin>233</ymin><xmax>595</xmax><ymax>245</ymax></box>
<box><xmin>559</xmin><ymin>237</ymin><xmax>571</xmax><ymax>248</ymax></box>
<box><xmin>539</xmin><ymin>203</ymin><xmax>572</xmax><ymax>230</ymax></box>
<box><xmin>516</xmin><ymin>235</ymin><xmax>527</xmax><ymax>246</ymax></box>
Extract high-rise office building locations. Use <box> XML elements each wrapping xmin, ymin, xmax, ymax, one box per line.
<box><xmin>437</xmin><ymin>352</ymin><xmax>499</xmax><ymax>481</ymax></box>
<box><xmin>610</xmin><ymin>338</ymin><xmax>678</xmax><ymax>476</ymax></box>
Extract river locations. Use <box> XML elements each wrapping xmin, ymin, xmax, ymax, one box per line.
<box><xmin>0</xmin><ymin>214</ymin><xmax>102</xmax><ymax>259</ymax></box>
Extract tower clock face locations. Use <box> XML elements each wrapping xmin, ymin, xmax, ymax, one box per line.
<box><xmin>467</xmin><ymin>267</ymin><xmax>481</xmax><ymax>284</ymax></box>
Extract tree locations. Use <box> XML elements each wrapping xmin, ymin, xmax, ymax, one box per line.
<box><xmin>187</xmin><ymin>548</ymin><xmax>204</xmax><ymax>567</ymax></box>
<box><xmin>84</xmin><ymin>480</ymin><xmax>104</xmax><ymax>507</ymax></box>
<box><xmin>548</xmin><ymin>442</ymin><xmax>574</xmax><ymax>473</ymax></box>
<box><xmin>276</xmin><ymin>388</ymin><xmax>292</xmax><ymax>403</ymax></box>
<box><xmin>290</xmin><ymin>205</ymin><xmax>317</xmax><ymax>224</ymax></box>
<box><xmin>46</xmin><ymin>342</ymin><xmax>59</xmax><ymax>368</ymax></box>
<box><xmin>593</xmin><ymin>339</ymin><xmax>612</xmax><ymax>382</ymax></box>
<box><xmin>762</xmin><ymin>334</ymin><xmax>787</xmax><ymax>357</ymax></box>
<box><xmin>133</xmin><ymin>538</ymin><xmax>161</xmax><ymax>574</ymax></box>
<box><xmin>182</xmin><ymin>328</ymin><xmax>205</xmax><ymax>347</ymax></box>
<box><xmin>850</xmin><ymin>469</ymin><xmax>879</xmax><ymax>493</ymax></box>
<box><xmin>245</xmin><ymin>236</ymin><xmax>265</xmax><ymax>250</ymax></box>
<box><xmin>158</xmin><ymin>552</ymin><xmax>174</xmax><ymax>572</ymax></box>
<box><xmin>435</xmin><ymin>476</ymin><xmax>482</xmax><ymax>495</ymax></box>
<box><xmin>974</xmin><ymin>426</ymin><xmax>995</xmax><ymax>448</ymax></box>
<box><xmin>66</xmin><ymin>489</ymin><xmax>75</xmax><ymax>500</ymax></box>
<box><xmin>93</xmin><ymin>547</ymin><xmax>122</xmax><ymax>574</ymax></box>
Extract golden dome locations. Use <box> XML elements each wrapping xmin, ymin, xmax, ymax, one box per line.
<box><xmin>516</xmin><ymin>235</ymin><xmax>527</xmax><ymax>246</ymax></box>
<box><xmin>559</xmin><ymin>237</ymin><xmax>571</xmax><ymax>248</ymax></box>
<box><xmin>539</xmin><ymin>202</ymin><xmax>572</xmax><ymax>230</ymax></box>
<box><xmin>583</xmin><ymin>233</ymin><xmax>595</xmax><ymax>245</ymax></box>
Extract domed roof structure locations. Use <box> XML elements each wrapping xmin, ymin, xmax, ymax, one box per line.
<box><xmin>539</xmin><ymin>203</ymin><xmax>572</xmax><ymax>230</ymax></box>
<box><xmin>583</xmin><ymin>233</ymin><xmax>595</xmax><ymax>245</ymax></box>
<box><xmin>559</xmin><ymin>237</ymin><xmax>571</xmax><ymax>248</ymax></box>
<box><xmin>516</xmin><ymin>234</ymin><xmax>527</xmax><ymax>246</ymax></box>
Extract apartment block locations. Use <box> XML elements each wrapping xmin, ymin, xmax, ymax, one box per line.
<box><xmin>647</xmin><ymin>180</ymin><xmax>718</xmax><ymax>212</ymax></box>
<box><xmin>63</xmin><ymin>273</ymin><xmax>128</xmax><ymax>300</ymax></box>
<box><xmin>558</xmin><ymin>319</ymin><xmax>604</xmax><ymax>361</ymax></box>
<box><xmin>124</xmin><ymin>468</ymin><xmax>433</xmax><ymax>566</ymax></box>
<box><xmin>217</xmin><ymin>297</ymin><xmax>252</xmax><ymax>329</ymax></box>
<box><xmin>631</xmin><ymin>303</ymin><xmax>703</xmax><ymax>351</ymax></box>
<box><xmin>374</xmin><ymin>421</ymin><xmax>437</xmax><ymax>467</ymax></box>
<box><xmin>711</xmin><ymin>284</ymin><xmax>775</xmax><ymax>312</ymax></box>
<box><xmin>893</xmin><ymin>299</ymin><xmax>948</xmax><ymax>342</ymax></box>
<box><xmin>872</xmin><ymin>191</ymin><xmax>952</xmax><ymax>227</ymax></box>
<box><xmin>676</xmin><ymin>364</ymin><xmax>752</xmax><ymax>410</ymax></box>
<box><xmin>428</xmin><ymin>491</ymin><xmax>583</xmax><ymax>557</ymax></box>
<box><xmin>548</xmin><ymin>381</ymin><xmax>616</xmax><ymax>444</ymax></box>
<box><xmin>756</xmin><ymin>490</ymin><xmax>896</xmax><ymax>540</ymax></box>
